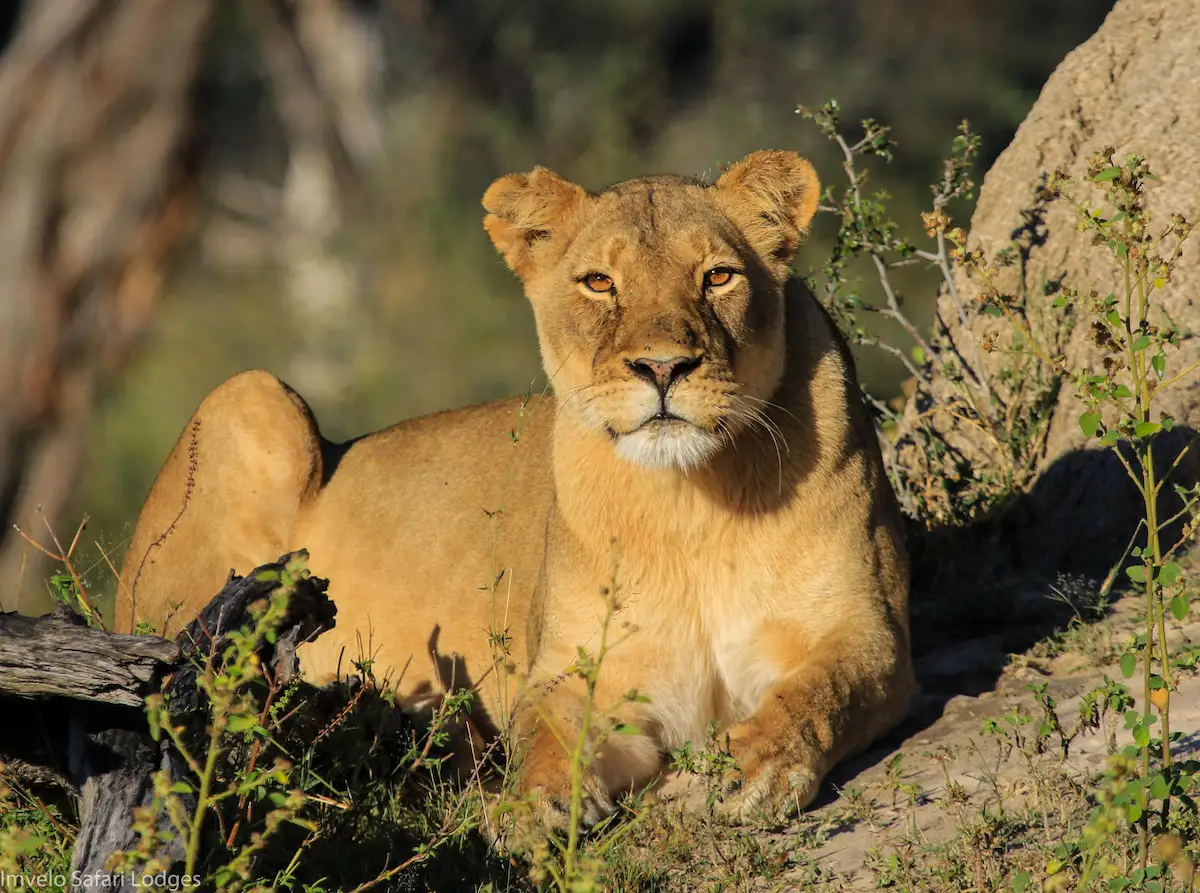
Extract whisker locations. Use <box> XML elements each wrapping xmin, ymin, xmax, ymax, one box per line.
<box><xmin>736</xmin><ymin>393</ymin><xmax>804</xmax><ymax>428</ymax></box>
<box><xmin>731</xmin><ymin>399</ymin><xmax>789</xmax><ymax>457</ymax></box>
<box><xmin>727</xmin><ymin>399</ymin><xmax>786</xmax><ymax>495</ymax></box>
<box><xmin>557</xmin><ymin>383</ymin><xmax>598</xmax><ymax>411</ymax></box>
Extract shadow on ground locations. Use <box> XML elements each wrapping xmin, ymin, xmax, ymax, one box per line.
<box><xmin>824</xmin><ymin>425</ymin><xmax>1199</xmax><ymax>801</ymax></box>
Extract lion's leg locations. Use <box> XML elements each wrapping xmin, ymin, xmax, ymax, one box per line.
<box><xmin>720</xmin><ymin>620</ymin><xmax>914</xmax><ymax>819</ymax></box>
<box><xmin>510</xmin><ymin>668</ymin><xmax>663</xmax><ymax>831</ymax></box>
<box><xmin>115</xmin><ymin>370</ymin><xmax>324</xmax><ymax>635</ymax></box>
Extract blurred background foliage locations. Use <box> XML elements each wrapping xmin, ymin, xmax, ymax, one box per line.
<box><xmin>1</xmin><ymin>0</ymin><xmax>1113</xmax><ymax>612</ymax></box>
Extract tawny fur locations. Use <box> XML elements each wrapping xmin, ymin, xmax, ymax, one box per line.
<box><xmin>117</xmin><ymin>150</ymin><xmax>914</xmax><ymax>828</ymax></box>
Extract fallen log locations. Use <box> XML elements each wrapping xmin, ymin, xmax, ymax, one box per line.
<box><xmin>0</xmin><ymin>550</ymin><xmax>336</xmax><ymax>880</ymax></box>
<box><xmin>0</xmin><ymin>609</ymin><xmax>177</xmax><ymax>707</ymax></box>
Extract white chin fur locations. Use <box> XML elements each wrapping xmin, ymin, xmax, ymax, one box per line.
<box><xmin>614</xmin><ymin>422</ymin><xmax>722</xmax><ymax>471</ymax></box>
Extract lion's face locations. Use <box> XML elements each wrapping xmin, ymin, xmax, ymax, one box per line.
<box><xmin>483</xmin><ymin>151</ymin><xmax>820</xmax><ymax>471</ymax></box>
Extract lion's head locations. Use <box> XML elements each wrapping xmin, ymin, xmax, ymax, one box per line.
<box><xmin>482</xmin><ymin>150</ymin><xmax>819</xmax><ymax>471</ymax></box>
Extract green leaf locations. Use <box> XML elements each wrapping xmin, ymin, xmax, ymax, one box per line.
<box><xmin>226</xmin><ymin>714</ymin><xmax>258</xmax><ymax>734</ymax></box>
<box><xmin>1150</xmin><ymin>774</ymin><xmax>1170</xmax><ymax>799</ymax></box>
<box><xmin>1099</xmin><ymin>429</ymin><xmax>1121</xmax><ymax>446</ymax></box>
<box><xmin>911</xmin><ymin>346</ymin><xmax>926</xmax><ymax>365</ymax></box>
<box><xmin>1171</xmin><ymin>595</ymin><xmax>1189</xmax><ymax>621</ymax></box>
<box><xmin>612</xmin><ymin>722</ymin><xmax>642</xmax><ymax>736</ymax></box>
<box><xmin>1152</xmin><ymin>352</ymin><xmax>1166</xmax><ymax>377</ymax></box>
<box><xmin>1132</xmin><ymin>334</ymin><xmax>1152</xmax><ymax>352</ymax></box>
<box><xmin>1112</xmin><ymin>384</ymin><xmax>1134</xmax><ymax>399</ymax></box>
<box><xmin>1011</xmin><ymin>870</ymin><xmax>1031</xmax><ymax>893</ymax></box>
<box><xmin>1079</xmin><ymin>411</ymin><xmax>1102</xmax><ymax>438</ymax></box>
<box><xmin>1126</xmin><ymin>564</ymin><xmax>1147</xmax><ymax>584</ymax></box>
<box><xmin>1092</xmin><ymin>166</ymin><xmax>1121</xmax><ymax>182</ymax></box>
<box><xmin>1160</xmin><ymin>561</ymin><xmax>1182</xmax><ymax>586</ymax></box>
<box><xmin>1120</xmin><ymin>652</ymin><xmax>1137</xmax><ymax>678</ymax></box>
<box><xmin>1133</xmin><ymin>724</ymin><xmax>1151</xmax><ymax>748</ymax></box>
<box><xmin>982</xmin><ymin>304</ymin><xmax>1004</xmax><ymax>317</ymax></box>
<box><xmin>1135</xmin><ymin>421</ymin><xmax>1161</xmax><ymax>438</ymax></box>
<box><xmin>1105</xmin><ymin>309</ymin><xmax>1122</xmax><ymax>327</ymax></box>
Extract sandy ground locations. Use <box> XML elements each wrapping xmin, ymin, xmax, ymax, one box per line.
<box><xmin>655</xmin><ymin>590</ymin><xmax>1200</xmax><ymax>890</ymax></box>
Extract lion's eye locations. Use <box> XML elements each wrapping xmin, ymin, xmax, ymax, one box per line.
<box><xmin>582</xmin><ymin>272</ymin><xmax>614</xmax><ymax>293</ymax></box>
<box><xmin>703</xmin><ymin>267</ymin><xmax>736</xmax><ymax>289</ymax></box>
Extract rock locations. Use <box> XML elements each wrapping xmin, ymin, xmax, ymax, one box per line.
<box><xmin>902</xmin><ymin>0</ymin><xmax>1200</xmax><ymax>593</ymax></box>
<box><xmin>955</xmin><ymin>0</ymin><xmax>1200</xmax><ymax>461</ymax></box>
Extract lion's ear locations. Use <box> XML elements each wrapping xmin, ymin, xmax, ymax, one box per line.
<box><xmin>482</xmin><ymin>167</ymin><xmax>588</xmax><ymax>279</ymax></box>
<box><xmin>715</xmin><ymin>150</ymin><xmax>821</xmax><ymax>268</ymax></box>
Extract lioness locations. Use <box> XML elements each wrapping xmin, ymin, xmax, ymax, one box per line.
<box><xmin>117</xmin><ymin>150</ymin><xmax>914</xmax><ymax>827</ymax></box>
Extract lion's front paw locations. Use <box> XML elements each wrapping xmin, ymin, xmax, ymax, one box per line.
<box><xmin>716</xmin><ymin>718</ymin><xmax>822</xmax><ymax>823</ymax></box>
<box><xmin>491</xmin><ymin>784</ymin><xmax>615</xmax><ymax>855</ymax></box>
<box><xmin>522</xmin><ymin>778</ymin><xmax>615</xmax><ymax>834</ymax></box>
<box><xmin>494</xmin><ymin>740</ymin><xmax>616</xmax><ymax>852</ymax></box>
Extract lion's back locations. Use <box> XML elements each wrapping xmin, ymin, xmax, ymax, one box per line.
<box><xmin>292</xmin><ymin>395</ymin><xmax>557</xmax><ymax>713</ymax></box>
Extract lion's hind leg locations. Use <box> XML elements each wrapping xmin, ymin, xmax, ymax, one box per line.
<box><xmin>115</xmin><ymin>370</ymin><xmax>325</xmax><ymax>635</ymax></box>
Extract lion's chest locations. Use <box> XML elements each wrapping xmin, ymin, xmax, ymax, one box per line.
<box><xmin>634</xmin><ymin>547</ymin><xmax>813</xmax><ymax>751</ymax></box>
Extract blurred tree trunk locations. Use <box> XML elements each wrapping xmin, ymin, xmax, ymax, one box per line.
<box><xmin>254</xmin><ymin>0</ymin><xmax>384</xmax><ymax>404</ymax></box>
<box><xmin>0</xmin><ymin>0</ymin><xmax>214</xmax><ymax>613</ymax></box>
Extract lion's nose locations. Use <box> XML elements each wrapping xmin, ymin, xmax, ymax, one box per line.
<box><xmin>626</xmin><ymin>354</ymin><xmax>703</xmax><ymax>396</ymax></box>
